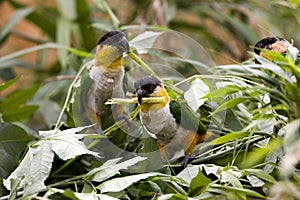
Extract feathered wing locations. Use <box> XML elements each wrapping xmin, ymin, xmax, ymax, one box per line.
<box><xmin>169</xmin><ymin>100</ymin><xmax>206</xmax><ymax>135</ymax></box>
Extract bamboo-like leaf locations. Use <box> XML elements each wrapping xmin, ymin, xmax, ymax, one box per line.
<box><xmin>56</xmin><ymin>0</ymin><xmax>77</xmax><ymax>20</ymax></box>
<box><xmin>0</xmin><ymin>77</ymin><xmax>19</xmax><ymax>93</ymax></box>
<box><xmin>129</xmin><ymin>31</ymin><xmax>163</xmax><ymax>54</ymax></box>
<box><xmin>94</xmin><ymin>0</ymin><xmax>120</xmax><ymax>29</ymax></box>
<box><xmin>0</xmin><ymin>7</ymin><xmax>35</xmax><ymax>43</ymax></box>
<box><xmin>0</xmin><ymin>85</ymin><xmax>40</xmax><ymax>110</ymax></box>
<box><xmin>56</xmin><ymin>17</ymin><xmax>72</xmax><ymax>69</ymax></box>
<box><xmin>2</xmin><ymin>105</ymin><xmax>39</xmax><ymax>122</ymax></box>
<box><xmin>240</xmin><ymin>138</ymin><xmax>282</xmax><ymax>168</ymax></box>
<box><xmin>211</xmin><ymin>184</ymin><xmax>265</xmax><ymax>198</ymax></box>
<box><xmin>283</xmin><ymin>119</ymin><xmax>300</xmax><ymax>154</ymax></box>
<box><xmin>209</xmin><ymin>132</ymin><xmax>248</xmax><ymax>145</ymax></box>
<box><xmin>209</xmin><ymin>97</ymin><xmax>252</xmax><ymax>116</ymax></box>
<box><xmin>245</xmin><ymin>169</ymin><xmax>276</xmax><ymax>184</ymax></box>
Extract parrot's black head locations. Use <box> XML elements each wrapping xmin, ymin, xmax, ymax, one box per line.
<box><xmin>134</xmin><ymin>76</ymin><xmax>162</xmax><ymax>104</ymax></box>
<box><xmin>97</xmin><ymin>31</ymin><xmax>130</xmax><ymax>54</ymax></box>
<box><xmin>254</xmin><ymin>36</ymin><xmax>290</xmax><ymax>55</ymax></box>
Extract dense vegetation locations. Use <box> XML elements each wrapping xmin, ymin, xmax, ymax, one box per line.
<box><xmin>0</xmin><ymin>0</ymin><xmax>300</xmax><ymax>199</ymax></box>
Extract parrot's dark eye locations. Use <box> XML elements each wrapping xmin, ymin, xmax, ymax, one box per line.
<box><xmin>142</xmin><ymin>83</ymin><xmax>157</xmax><ymax>95</ymax></box>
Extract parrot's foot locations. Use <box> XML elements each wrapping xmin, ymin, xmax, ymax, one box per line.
<box><xmin>182</xmin><ymin>154</ymin><xmax>196</xmax><ymax>168</ymax></box>
<box><xmin>96</xmin><ymin>126</ymin><xmax>104</xmax><ymax>134</ymax></box>
<box><xmin>115</xmin><ymin>115</ymin><xmax>131</xmax><ymax>128</ymax></box>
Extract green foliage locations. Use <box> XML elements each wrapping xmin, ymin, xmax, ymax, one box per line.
<box><xmin>0</xmin><ymin>0</ymin><xmax>300</xmax><ymax>199</ymax></box>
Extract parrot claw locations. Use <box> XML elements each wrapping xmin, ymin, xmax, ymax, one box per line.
<box><xmin>96</xmin><ymin>126</ymin><xmax>104</xmax><ymax>134</ymax></box>
<box><xmin>182</xmin><ymin>154</ymin><xmax>196</xmax><ymax>168</ymax></box>
<box><xmin>115</xmin><ymin>115</ymin><xmax>131</xmax><ymax>128</ymax></box>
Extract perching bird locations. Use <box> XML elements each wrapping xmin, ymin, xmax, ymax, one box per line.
<box><xmin>254</xmin><ymin>36</ymin><xmax>292</xmax><ymax>61</ymax></box>
<box><xmin>75</xmin><ymin>31</ymin><xmax>129</xmax><ymax>129</ymax></box>
<box><xmin>134</xmin><ymin>76</ymin><xmax>210</xmax><ymax>166</ymax></box>
<box><xmin>254</xmin><ymin>36</ymin><xmax>299</xmax><ymax>65</ymax></box>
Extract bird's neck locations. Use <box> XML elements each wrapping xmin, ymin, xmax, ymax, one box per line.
<box><xmin>94</xmin><ymin>45</ymin><xmax>123</xmax><ymax>71</ymax></box>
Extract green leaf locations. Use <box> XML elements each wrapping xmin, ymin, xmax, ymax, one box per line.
<box><xmin>92</xmin><ymin>22</ymin><xmax>114</xmax><ymax>32</ymax></box>
<box><xmin>60</xmin><ymin>188</ymin><xmax>79</xmax><ymax>200</ymax></box>
<box><xmin>240</xmin><ymin>138</ymin><xmax>282</xmax><ymax>168</ymax></box>
<box><xmin>246</xmin><ymin>175</ymin><xmax>264</xmax><ymax>187</ymax></box>
<box><xmin>184</xmin><ymin>78</ymin><xmax>209</xmax><ymax>112</ymax></box>
<box><xmin>188</xmin><ymin>169</ymin><xmax>211</xmax><ymax>197</ymax></box>
<box><xmin>39</xmin><ymin>125</ymin><xmax>100</xmax><ymax>160</ymax></box>
<box><xmin>221</xmin><ymin>170</ymin><xmax>246</xmax><ymax>200</ymax></box>
<box><xmin>56</xmin><ymin>17</ymin><xmax>72</xmax><ymax>69</ymax></box>
<box><xmin>0</xmin><ymin>77</ymin><xmax>19</xmax><ymax>93</ymax></box>
<box><xmin>0</xmin><ymin>85</ymin><xmax>40</xmax><ymax>110</ymax></box>
<box><xmin>0</xmin><ymin>123</ymin><xmax>34</xmax><ymax>178</ymax></box>
<box><xmin>44</xmin><ymin>188</ymin><xmax>119</xmax><ymax>200</ymax></box>
<box><xmin>56</xmin><ymin>0</ymin><xmax>77</xmax><ymax>20</ymax></box>
<box><xmin>211</xmin><ymin>184</ymin><xmax>265</xmax><ymax>198</ymax></box>
<box><xmin>3</xmin><ymin>141</ymin><xmax>55</xmax><ymax>195</ymax></box>
<box><xmin>202</xmin><ymin>84</ymin><xmax>241</xmax><ymax>99</ymax></box>
<box><xmin>0</xmin><ymin>7</ymin><xmax>35</xmax><ymax>43</ymax></box>
<box><xmin>129</xmin><ymin>31</ymin><xmax>163</xmax><ymax>54</ymax></box>
<box><xmin>2</xmin><ymin>105</ymin><xmax>39</xmax><ymax>122</ymax></box>
<box><xmin>8</xmin><ymin>1</ymin><xmax>56</xmax><ymax>39</ymax></box>
<box><xmin>98</xmin><ymin>172</ymin><xmax>163</xmax><ymax>193</ymax></box>
<box><xmin>94</xmin><ymin>0</ymin><xmax>120</xmax><ymax>29</ymax></box>
<box><xmin>88</xmin><ymin>157</ymin><xmax>147</xmax><ymax>182</ymax></box>
<box><xmin>283</xmin><ymin>119</ymin><xmax>300</xmax><ymax>154</ymax></box>
<box><xmin>209</xmin><ymin>132</ymin><xmax>248</xmax><ymax>145</ymax></box>
<box><xmin>209</xmin><ymin>97</ymin><xmax>252</xmax><ymax>116</ymax></box>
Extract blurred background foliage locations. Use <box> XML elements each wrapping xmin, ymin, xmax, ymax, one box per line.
<box><xmin>0</xmin><ymin>0</ymin><xmax>299</xmax><ymax>129</ymax></box>
<box><xmin>0</xmin><ymin>0</ymin><xmax>300</xmax><ymax>199</ymax></box>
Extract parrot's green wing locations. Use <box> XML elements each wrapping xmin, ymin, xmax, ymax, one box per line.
<box><xmin>72</xmin><ymin>70</ymin><xmax>94</xmax><ymax>126</ymax></box>
<box><xmin>169</xmin><ymin>100</ymin><xmax>206</xmax><ymax>134</ymax></box>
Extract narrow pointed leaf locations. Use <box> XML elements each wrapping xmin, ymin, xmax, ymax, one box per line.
<box><xmin>0</xmin><ymin>7</ymin><xmax>35</xmax><ymax>42</ymax></box>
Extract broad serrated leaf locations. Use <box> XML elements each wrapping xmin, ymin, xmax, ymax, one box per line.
<box><xmin>246</xmin><ymin>175</ymin><xmax>264</xmax><ymax>187</ymax></box>
<box><xmin>3</xmin><ymin>147</ymin><xmax>31</xmax><ymax>190</ymax></box>
<box><xmin>44</xmin><ymin>188</ymin><xmax>119</xmax><ymax>200</ymax></box>
<box><xmin>0</xmin><ymin>77</ymin><xmax>19</xmax><ymax>93</ymax></box>
<box><xmin>25</xmin><ymin>141</ymin><xmax>54</xmax><ymax>195</ymax></box>
<box><xmin>129</xmin><ymin>31</ymin><xmax>163</xmax><ymax>54</ymax></box>
<box><xmin>0</xmin><ymin>85</ymin><xmax>40</xmax><ymax>110</ymax></box>
<box><xmin>2</xmin><ymin>105</ymin><xmax>39</xmax><ymax>122</ymax></box>
<box><xmin>4</xmin><ymin>141</ymin><xmax>54</xmax><ymax>195</ymax></box>
<box><xmin>39</xmin><ymin>125</ymin><xmax>100</xmax><ymax>160</ymax></box>
<box><xmin>184</xmin><ymin>79</ymin><xmax>209</xmax><ymax>112</ymax></box>
<box><xmin>0</xmin><ymin>123</ymin><xmax>34</xmax><ymax>178</ymax></box>
<box><xmin>0</xmin><ymin>7</ymin><xmax>35</xmax><ymax>43</ymax></box>
<box><xmin>89</xmin><ymin>156</ymin><xmax>147</xmax><ymax>182</ymax></box>
<box><xmin>98</xmin><ymin>172</ymin><xmax>162</xmax><ymax>193</ymax></box>
<box><xmin>188</xmin><ymin>168</ymin><xmax>211</xmax><ymax>197</ymax></box>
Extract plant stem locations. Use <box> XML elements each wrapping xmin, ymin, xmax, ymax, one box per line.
<box><xmin>54</xmin><ymin>60</ymin><xmax>93</xmax><ymax>130</ymax></box>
